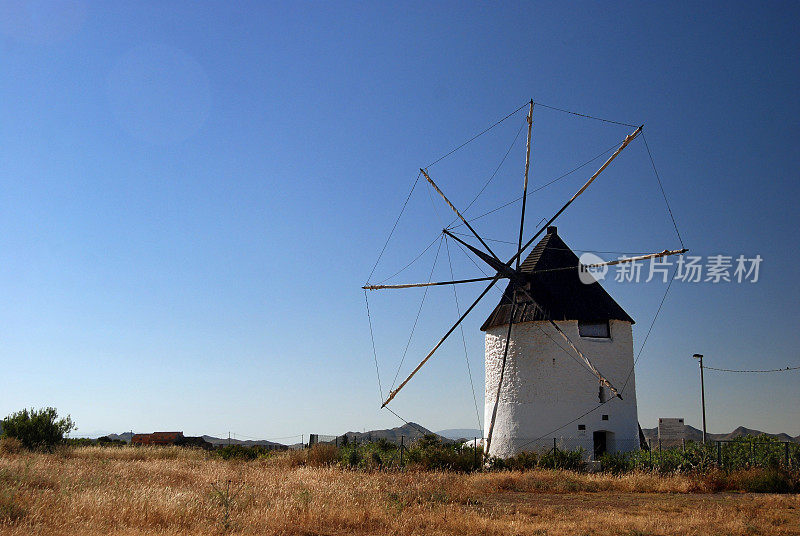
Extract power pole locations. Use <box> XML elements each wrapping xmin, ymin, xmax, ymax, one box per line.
<box><xmin>693</xmin><ymin>354</ymin><xmax>707</xmax><ymax>443</ymax></box>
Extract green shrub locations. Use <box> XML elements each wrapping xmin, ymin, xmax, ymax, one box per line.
<box><xmin>1</xmin><ymin>408</ymin><xmax>75</xmax><ymax>450</ymax></box>
<box><xmin>488</xmin><ymin>450</ymin><xmax>538</xmax><ymax>471</ymax></box>
<box><xmin>538</xmin><ymin>447</ymin><xmax>586</xmax><ymax>471</ymax></box>
<box><xmin>96</xmin><ymin>436</ymin><xmax>126</xmax><ymax>447</ymax></box>
<box><xmin>347</xmin><ymin>447</ymin><xmax>361</xmax><ymax>468</ymax></box>
<box><xmin>212</xmin><ymin>444</ymin><xmax>277</xmax><ymax>460</ymax></box>
<box><xmin>405</xmin><ymin>435</ymin><xmax>481</xmax><ymax>471</ymax></box>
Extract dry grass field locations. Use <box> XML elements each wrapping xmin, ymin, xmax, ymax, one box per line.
<box><xmin>0</xmin><ymin>446</ymin><xmax>798</xmax><ymax>535</ymax></box>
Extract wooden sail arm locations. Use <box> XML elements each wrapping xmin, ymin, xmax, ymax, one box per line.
<box><xmin>421</xmin><ymin>169</ymin><xmax>502</xmax><ymax>264</ymax></box>
<box><xmin>506</xmin><ymin>124</ymin><xmax>643</xmax><ymax>270</ymax></box>
<box><xmin>583</xmin><ymin>248</ymin><xmax>688</xmax><ymax>268</ymax></box>
<box><xmin>517</xmin><ymin>100</ymin><xmax>534</xmax><ymax>272</ymax></box>
<box><xmin>526</xmin><ymin>248</ymin><xmax>690</xmax><ymax>275</ymax></box>
<box><xmin>363</xmin><ymin>276</ymin><xmax>496</xmax><ymax>290</ymax></box>
<box><xmin>381</xmin><ymin>276</ymin><xmax>501</xmax><ymax>407</ymax></box>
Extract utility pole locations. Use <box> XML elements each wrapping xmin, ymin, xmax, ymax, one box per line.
<box><xmin>693</xmin><ymin>354</ymin><xmax>707</xmax><ymax>443</ymax></box>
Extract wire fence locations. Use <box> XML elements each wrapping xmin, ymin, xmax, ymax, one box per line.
<box><xmin>303</xmin><ymin>433</ymin><xmax>799</xmax><ymax>472</ymax></box>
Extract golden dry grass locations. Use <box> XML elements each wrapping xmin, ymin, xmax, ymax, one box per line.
<box><xmin>0</xmin><ymin>447</ymin><xmax>797</xmax><ymax>535</ymax></box>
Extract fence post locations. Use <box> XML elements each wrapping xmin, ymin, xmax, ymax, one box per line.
<box><xmin>682</xmin><ymin>438</ymin><xmax>686</xmax><ymax>453</ymax></box>
<box><xmin>553</xmin><ymin>438</ymin><xmax>558</xmax><ymax>468</ymax></box>
<box><xmin>474</xmin><ymin>437</ymin><xmax>478</xmax><ymax>470</ymax></box>
<box><xmin>648</xmin><ymin>439</ymin><xmax>652</xmax><ymax>467</ymax></box>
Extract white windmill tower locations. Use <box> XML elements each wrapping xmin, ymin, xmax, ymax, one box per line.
<box><xmin>480</xmin><ymin>225</ymin><xmax>639</xmax><ymax>459</ymax></box>
<box><xmin>364</xmin><ymin>100</ymin><xmax>685</xmax><ymax>460</ymax></box>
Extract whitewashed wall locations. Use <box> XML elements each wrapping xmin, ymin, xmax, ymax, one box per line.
<box><xmin>484</xmin><ymin>319</ymin><xmax>639</xmax><ymax>459</ymax></box>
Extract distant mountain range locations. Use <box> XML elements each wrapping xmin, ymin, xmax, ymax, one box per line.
<box><xmin>90</xmin><ymin>424</ymin><xmax>798</xmax><ymax>447</ymax></box>
<box><xmin>436</xmin><ymin>429</ymin><xmax>483</xmax><ymax>441</ymax></box>
<box><xmin>103</xmin><ymin>432</ymin><xmax>283</xmax><ymax>447</ymax></box>
<box><xmin>642</xmin><ymin>424</ymin><xmax>800</xmax><ymax>444</ymax></box>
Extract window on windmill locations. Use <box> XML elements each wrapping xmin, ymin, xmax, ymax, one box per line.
<box><xmin>578</xmin><ymin>425</ymin><xmax>586</xmax><ymax>431</ymax></box>
<box><xmin>599</xmin><ymin>385</ymin><xmax>606</xmax><ymax>403</ymax></box>
<box><xmin>579</xmin><ymin>320</ymin><xmax>610</xmax><ymax>338</ymax></box>
<box><xmin>602</xmin><ymin>414</ymin><xmax>609</xmax><ymax>421</ymax></box>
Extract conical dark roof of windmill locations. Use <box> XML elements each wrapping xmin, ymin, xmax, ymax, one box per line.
<box><xmin>480</xmin><ymin>226</ymin><xmax>634</xmax><ymax>331</ymax></box>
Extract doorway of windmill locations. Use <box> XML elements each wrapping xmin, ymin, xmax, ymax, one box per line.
<box><xmin>593</xmin><ymin>431</ymin><xmax>612</xmax><ymax>459</ymax></box>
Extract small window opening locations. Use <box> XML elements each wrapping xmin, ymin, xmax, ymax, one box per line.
<box><xmin>599</xmin><ymin>385</ymin><xmax>606</xmax><ymax>403</ymax></box>
<box><xmin>578</xmin><ymin>424</ymin><xmax>586</xmax><ymax>431</ymax></box>
<box><xmin>602</xmin><ymin>414</ymin><xmax>609</xmax><ymax>421</ymax></box>
<box><xmin>579</xmin><ymin>320</ymin><xmax>610</xmax><ymax>338</ymax></box>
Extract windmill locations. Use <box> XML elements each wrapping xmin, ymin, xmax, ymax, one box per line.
<box><xmin>364</xmin><ymin>100</ymin><xmax>686</xmax><ymax>459</ymax></box>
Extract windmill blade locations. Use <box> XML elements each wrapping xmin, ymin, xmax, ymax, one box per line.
<box><xmin>484</xmin><ymin>296</ymin><xmax>525</xmax><ymax>458</ymax></box>
<box><xmin>421</xmin><ymin>169</ymin><xmax>501</xmax><ymax>263</ymax></box>
<box><xmin>362</xmin><ymin>276</ymin><xmax>495</xmax><ymax>290</ymax></box>
<box><xmin>381</xmin><ymin>275</ymin><xmax>501</xmax><ymax>407</ymax></box>
<box><xmin>515</xmin><ymin>248</ymin><xmax>690</xmax><ymax>276</ymax></box>
<box><xmin>547</xmin><ymin>319</ymin><xmax>622</xmax><ymax>399</ymax></box>
<box><xmin>516</xmin><ymin>101</ymin><xmax>534</xmax><ymax>271</ymax></box>
<box><xmin>583</xmin><ymin>248</ymin><xmax>689</xmax><ymax>268</ymax></box>
<box><xmin>506</xmin><ymin>125</ymin><xmax>643</xmax><ymax>269</ymax></box>
<box><xmin>442</xmin><ymin>229</ymin><xmax>518</xmax><ymax>280</ymax></box>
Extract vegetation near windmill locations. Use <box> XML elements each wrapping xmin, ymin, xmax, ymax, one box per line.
<box><xmin>599</xmin><ymin>434</ymin><xmax>800</xmax><ymax>475</ymax></box>
<box><xmin>0</xmin><ymin>407</ymin><xmax>75</xmax><ymax>451</ymax></box>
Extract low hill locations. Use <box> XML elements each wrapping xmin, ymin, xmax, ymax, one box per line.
<box><xmin>337</xmin><ymin>422</ymin><xmax>447</xmax><ymax>445</ymax></box>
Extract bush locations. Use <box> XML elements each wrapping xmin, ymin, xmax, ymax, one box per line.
<box><xmin>405</xmin><ymin>435</ymin><xmax>481</xmax><ymax>471</ymax></box>
<box><xmin>96</xmin><ymin>436</ymin><xmax>126</xmax><ymax>447</ymax></box>
<box><xmin>1</xmin><ymin>408</ymin><xmax>75</xmax><ymax>450</ymax></box>
<box><xmin>730</xmin><ymin>468</ymin><xmax>798</xmax><ymax>493</ymax></box>
<box><xmin>488</xmin><ymin>450</ymin><xmax>539</xmax><ymax>471</ymax></box>
<box><xmin>537</xmin><ymin>447</ymin><xmax>586</xmax><ymax>471</ymax></box>
<box><xmin>306</xmin><ymin>444</ymin><xmax>339</xmax><ymax>467</ymax></box>
<box><xmin>213</xmin><ymin>444</ymin><xmax>274</xmax><ymax>460</ymax></box>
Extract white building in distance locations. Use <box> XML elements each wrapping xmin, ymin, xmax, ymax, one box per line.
<box><xmin>482</xmin><ymin>227</ymin><xmax>641</xmax><ymax>459</ymax></box>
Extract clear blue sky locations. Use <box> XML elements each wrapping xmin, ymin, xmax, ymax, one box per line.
<box><xmin>1</xmin><ymin>1</ymin><xmax>797</xmax><ymax>440</ymax></box>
